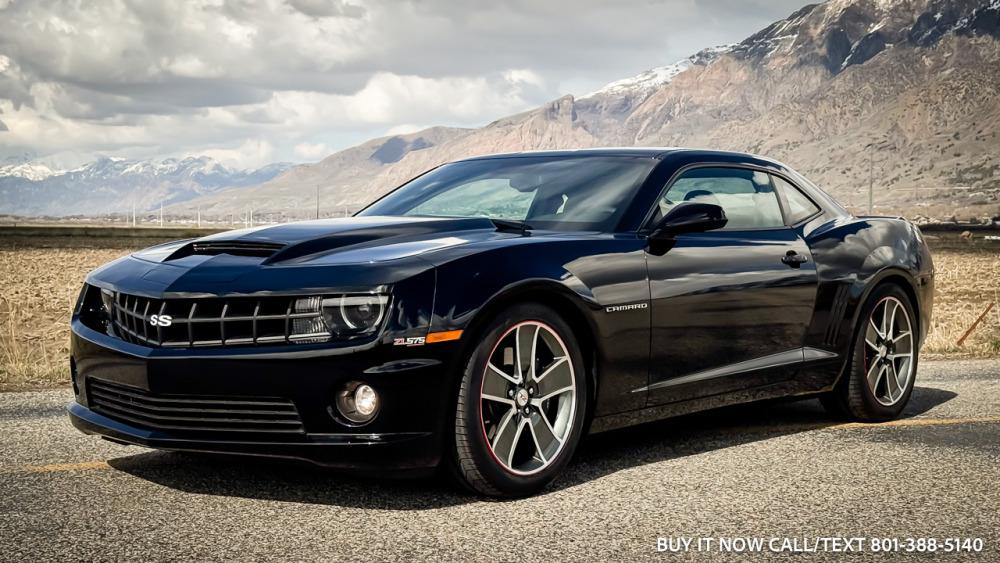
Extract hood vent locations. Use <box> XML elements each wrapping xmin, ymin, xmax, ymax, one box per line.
<box><xmin>166</xmin><ymin>240</ymin><xmax>285</xmax><ymax>260</ymax></box>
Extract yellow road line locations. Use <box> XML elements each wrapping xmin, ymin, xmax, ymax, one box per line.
<box><xmin>834</xmin><ymin>416</ymin><xmax>1000</xmax><ymax>430</ymax></box>
<box><xmin>23</xmin><ymin>461</ymin><xmax>110</xmax><ymax>473</ymax></box>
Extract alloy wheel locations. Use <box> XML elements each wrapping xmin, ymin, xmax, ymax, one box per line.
<box><xmin>863</xmin><ymin>296</ymin><xmax>914</xmax><ymax>407</ymax></box>
<box><xmin>479</xmin><ymin>321</ymin><xmax>576</xmax><ymax>475</ymax></box>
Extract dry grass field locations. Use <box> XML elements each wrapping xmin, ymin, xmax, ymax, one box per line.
<box><xmin>0</xmin><ymin>237</ymin><xmax>154</xmax><ymax>391</ymax></box>
<box><xmin>0</xmin><ymin>233</ymin><xmax>997</xmax><ymax>391</ymax></box>
<box><xmin>921</xmin><ymin>235</ymin><xmax>1000</xmax><ymax>358</ymax></box>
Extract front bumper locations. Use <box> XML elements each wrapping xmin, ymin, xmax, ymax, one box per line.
<box><xmin>69</xmin><ymin>319</ymin><xmax>460</xmax><ymax>471</ymax></box>
<box><xmin>68</xmin><ymin>402</ymin><xmax>436</xmax><ymax>471</ymax></box>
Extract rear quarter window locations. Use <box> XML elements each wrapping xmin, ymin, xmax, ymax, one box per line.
<box><xmin>772</xmin><ymin>175</ymin><xmax>821</xmax><ymax>224</ymax></box>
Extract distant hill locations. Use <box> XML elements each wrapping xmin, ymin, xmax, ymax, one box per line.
<box><xmin>0</xmin><ymin>156</ymin><xmax>291</xmax><ymax>217</ymax></box>
<box><xmin>169</xmin><ymin>126</ymin><xmax>471</xmax><ymax>219</ymax></box>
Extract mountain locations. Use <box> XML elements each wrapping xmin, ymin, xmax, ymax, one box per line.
<box><xmin>0</xmin><ymin>156</ymin><xmax>292</xmax><ymax>217</ymax></box>
<box><xmin>169</xmin><ymin>127</ymin><xmax>471</xmax><ymax>219</ymax></box>
<box><xmin>172</xmin><ymin>0</ymin><xmax>1000</xmax><ymax>223</ymax></box>
<box><xmin>0</xmin><ymin>161</ymin><xmax>57</xmax><ymax>182</ymax></box>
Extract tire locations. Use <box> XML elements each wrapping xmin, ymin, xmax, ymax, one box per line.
<box><xmin>822</xmin><ymin>283</ymin><xmax>919</xmax><ymax>421</ymax></box>
<box><xmin>450</xmin><ymin>303</ymin><xmax>588</xmax><ymax>497</ymax></box>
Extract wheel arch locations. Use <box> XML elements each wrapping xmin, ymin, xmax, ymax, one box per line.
<box><xmin>454</xmin><ymin>280</ymin><xmax>601</xmax><ymax>424</ymax></box>
<box><xmin>830</xmin><ymin>267</ymin><xmax>921</xmax><ymax>390</ymax></box>
<box><xmin>852</xmin><ymin>268</ymin><xmax>921</xmax><ymax>340</ymax></box>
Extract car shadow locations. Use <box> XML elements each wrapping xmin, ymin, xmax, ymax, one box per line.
<box><xmin>108</xmin><ymin>386</ymin><xmax>956</xmax><ymax>510</ymax></box>
<box><xmin>559</xmin><ymin>385</ymin><xmax>957</xmax><ymax>491</ymax></box>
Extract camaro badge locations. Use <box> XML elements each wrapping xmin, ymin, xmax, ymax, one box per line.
<box><xmin>605</xmin><ymin>303</ymin><xmax>648</xmax><ymax>313</ymax></box>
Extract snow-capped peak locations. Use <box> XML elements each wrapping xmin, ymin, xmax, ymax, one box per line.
<box><xmin>0</xmin><ymin>162</ymin><xmax>58</xmax><ymax>181</ymax></box>
<box><xmin>581</xmin><ymin>44</ymin><xmax>734</xmax><ymax>100</ymax></box>
<box><xmin>583</xmin><ymin>60</ymin><xmax>693</xmax><ymax>99</ymax></box>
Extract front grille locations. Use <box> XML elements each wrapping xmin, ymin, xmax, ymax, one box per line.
<box><xmin>88</xmin><ymin>379</ymin><xmax>305</xmax><ymax>434</ymax></box>
<box><xmin>110</xmin><ymin>291</ymin><xmax>328</xmax><ymax>348</ymax></box>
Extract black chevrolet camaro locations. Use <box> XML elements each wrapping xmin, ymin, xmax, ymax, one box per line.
<box><xmin>70</xmin><ymin>148</ymin><xmax>934</xmax><ymax>497</ymax></box>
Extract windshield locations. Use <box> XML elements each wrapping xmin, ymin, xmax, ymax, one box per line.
<box><xmin>358</xmin><ymin>156</ymin><xmax>658</xmax><ymax>231</ymax></box>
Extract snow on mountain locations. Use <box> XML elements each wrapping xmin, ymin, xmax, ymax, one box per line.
<box><xmin>582</xmin><ymin>60</ymin><xmax>694</xmax><ymax>99</ymax></box>
<box><xmin>0</xmin><ymin>162</ymin><xmax>58</xmax><ymax>181</ymax></box>
<box><xmin>0</xmin><ymin>156</ymin><xmax>293</xmax><ymax>217</ymax></box>
<box><xmin>581</xmin><ymin>45</ymin><xmax>733</xmax><ymax>100</ymax></box>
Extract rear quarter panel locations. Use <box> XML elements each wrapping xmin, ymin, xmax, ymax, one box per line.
<box><xmin>800</xmin><ymin>215</ymin><xmax>934</xmax><ymax>389</ymax></box>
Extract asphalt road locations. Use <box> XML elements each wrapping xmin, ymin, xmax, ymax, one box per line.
<box><xmin>2</xmin><ymin>359</ymin><xmax>998</xmax><ymax>562</ymax></box>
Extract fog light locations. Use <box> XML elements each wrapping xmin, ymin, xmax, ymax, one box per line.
<box><xmin>354</xmin><ymin>384</ymin><xmax>378</xmax><ymax>416</ymax></box>
<box><xmin>335</xmin><ymin>381</ymin><xmax>379</xmax><ymax>424</ymax></box>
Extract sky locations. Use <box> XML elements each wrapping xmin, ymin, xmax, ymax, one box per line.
<box><xmin>0</xmin><ymin>0</ymin><xmax>809</xmax><ymax>170</ymax></box>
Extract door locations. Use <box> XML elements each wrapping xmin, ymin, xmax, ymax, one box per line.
<box><xmin>644</xmin><ymin>166</ymin><xmax>818</xmax><ymax>405</ymax></box>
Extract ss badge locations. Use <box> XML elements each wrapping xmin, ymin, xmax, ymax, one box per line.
<box><xmin>149</xmin><ymin>314</ymin><xmax>173</xmax><ymax>327</ymax></box>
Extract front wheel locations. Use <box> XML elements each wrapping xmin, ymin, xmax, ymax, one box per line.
<box><xmin>450</xmin><ymin>303</ymin><xmax>587</xmax><ymax>497</ymax></box>
<box><xmin>822</xmin><ymin>283</ymin><xmax>918</xmax><ymax>421</ymax></box>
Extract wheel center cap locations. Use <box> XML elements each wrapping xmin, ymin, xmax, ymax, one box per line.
<box><xmin>878</xmin><ymin>344</ymin><xmax>888</xmax><ymax>358</ymax></box>
<box><xmin>514</xmin><ymin>388</ymin><xmax>529</xmax><ymax>408</ymax></box>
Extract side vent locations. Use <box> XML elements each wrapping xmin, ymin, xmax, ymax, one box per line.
<box><xmin>166</xmin><ymin>241</ymin><xmax>285</xmax><ymax>260</ymax></box>
<box><xmin>824</xmin><ymin>284</ymin><xmax>851</xmax><ymax>347</ymax></box>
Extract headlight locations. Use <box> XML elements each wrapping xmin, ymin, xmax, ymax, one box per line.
<box><xmin>321</xmin><ymin>295</ymin><xmax>389</xmax><ymax>337</ymax></box>
<box><xmin>288</xmin><ymin>294</ymin><xmax>389</xmax><ymax>342</ymax></box>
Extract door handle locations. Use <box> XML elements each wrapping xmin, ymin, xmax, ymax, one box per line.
<box><xmin>781</xmin><ymin>250</ymin><xmax>808</xmax><ymax>267</ymax></box>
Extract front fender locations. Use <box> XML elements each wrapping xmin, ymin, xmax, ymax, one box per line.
<box><xmin>424</xmin><ymin>235</ymin><xmax>651</xmax><ymax>415</ymax></box>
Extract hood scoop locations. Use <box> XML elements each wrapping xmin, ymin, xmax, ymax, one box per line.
<box><xmin>165</xmin><ymin>240</ymin><xmax>286</xmax><ymax>261</ymax></box>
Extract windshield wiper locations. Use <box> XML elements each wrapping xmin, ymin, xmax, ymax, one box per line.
<box><xmin>489</xmin><ymin>218</ymin><xmax>533</xmax><ymax>234</ymax></box>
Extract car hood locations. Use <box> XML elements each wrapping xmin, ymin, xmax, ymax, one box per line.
<box><xmin>88</xmin><ymin>216</ymin><xmax>515</xmax><ymax>297</ymax></box>
<box><xmin>138</xmin><ymin>215</ymin><xmax>512</xmax><ymax>265</ymax></box>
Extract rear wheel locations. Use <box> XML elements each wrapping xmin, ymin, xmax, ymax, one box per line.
<box><xmin>450</xmin><ymin>303</ymin><xmax>587</xmax><ymax>497</ymax></box>
<box><xmin>822</xmin><ymin>284</ymin><xmax>918</xmax><ymax>421</ymax></box>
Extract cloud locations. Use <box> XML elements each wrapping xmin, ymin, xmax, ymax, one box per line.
<box><xmin>384</xmin><ymin>124</ymin><xmax>424</xmax><ymax>136</ymax></box>
<box><xmin>199</xmin><ymin>138</ymin><xmax>275</xmax><ymax>169</ymax></box>
<box><xmin>0</xmin><ymin>118</ymin><xmax>7</xmax><ymax>132</ymax></box>
<box><xmin>293</xmin><ymin>141</ymin><xmax>331</xmax><ymax>160</ymax></box>
<box><xmin>0</xmin><ymin>0</ymin><xmax>809</xmax><ymax>166</ymax></box>
<box><xmin>286</xmin><ymin>0</ymin><xmax>365</xmax><ymax>19</ymax></box>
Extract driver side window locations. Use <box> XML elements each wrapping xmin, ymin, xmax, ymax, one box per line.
<box><xmin>658</xmin><ymin>167</ymin><xmax>784</xmax><ymax>229</ymax></box>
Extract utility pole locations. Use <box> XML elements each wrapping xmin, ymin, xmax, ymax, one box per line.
<box><xmin>159</xmin><ymin>202</ymin><xmax>164</xmax><ymax>227</ymax></box>
<box><xmin>316</xmin><ymin>185</ymin><xmax>320</xmax><ymax>220</ymax></box>
<box><xmin>197</xmin><ymin>206</ymin><xmax>201</xmax><ymax>228</ymax></box>
<box><xmin>131</xmin><ymin>202</ymin><xmax>136</xmax><ymax>227</ymax></box>
<box><xmin>869</xmin><ymin>151</ymin><xmax>873</xmax><ymax>215</ymax></box>
<box><xmin>864</xmin><ymin>142</ymin><xmax>875</xmax><ymax>215</ymax></box>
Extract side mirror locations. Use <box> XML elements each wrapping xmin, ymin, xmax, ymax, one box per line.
<box><xmin>650</xmin><ymin>202</ymin><xmax>727</xmax><ymax>239</ymax></box>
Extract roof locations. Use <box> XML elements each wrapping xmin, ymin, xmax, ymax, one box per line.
<box><xmin>456</xmin><ymin>147</ymin><xmax>781</xmax><ymax>164</ymax></box>
<box><xmin>457</xmin><ymin>147</ymin><xmax>676</xmax><ymax>161</ymax></box>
